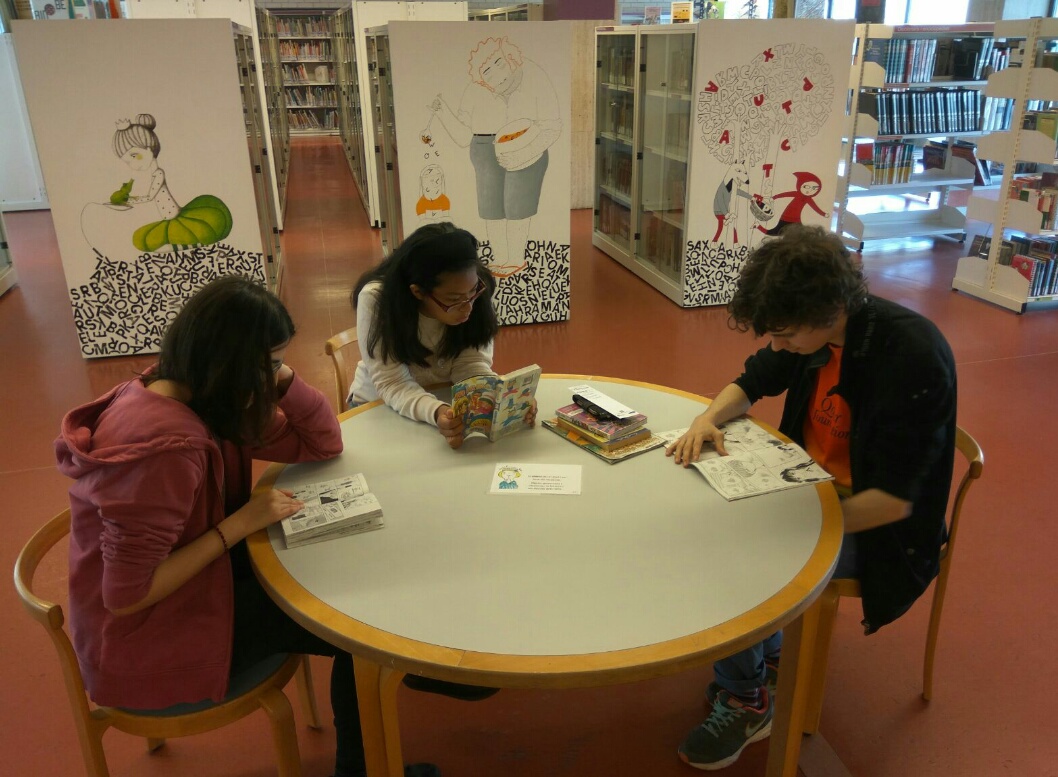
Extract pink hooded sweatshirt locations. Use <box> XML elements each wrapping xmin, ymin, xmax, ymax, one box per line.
<box><xmin>54</xmin><ymin>373</ymin><xmax>342</xmax><ymax>708</ymax></box>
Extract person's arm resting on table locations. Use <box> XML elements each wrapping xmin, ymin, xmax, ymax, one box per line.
<box><xmin>666</xmin><ymin>383</ymin><xmax>752</xmax><ymax>465</ymax></box>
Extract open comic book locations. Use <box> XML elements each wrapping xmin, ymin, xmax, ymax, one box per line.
<box><xmin>279</xmin><ymin>473</ymin><xmax>384</xmax><ymax>548</ymax></box>
<box><xmin>451</xmin><ymin>363</ymin><xmax>541</xmax><ymax>442</ymax></box>
<box><xmin>660</xmin><ymin>418</ymin><xmax>832</xmax><ymax>501</ymax></box>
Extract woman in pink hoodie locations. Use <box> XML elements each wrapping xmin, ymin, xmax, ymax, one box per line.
<box><xmin>55</xmin><ymin>276</ymin><xmax>442</xmax><ymax>777</ymax></box>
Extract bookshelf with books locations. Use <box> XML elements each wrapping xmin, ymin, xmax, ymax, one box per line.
<box><xmin>836</xmin><ymin>23</ymin><xmax>1006</xmax><ymax>250</ymax></box>
<box><xmin>954</xmin><ymin>18</ymin><xmax>1058</xmax><ymax>312</ymax></box>
<box><xmin>276</xmin><ymin>12</ymin><xmax>338</xmax><ymax>136</ymax></box>
<box><xmin>255</xmin><ymin>7</ymin><xmax>290</xmax><ymax>218</ymax></box>
<box><xmin>333</xmin><ymin>6</ymin><xmax>371</xmax><ymax>214</ymax></box>
<box><xmin>468</xmin><ymin>3</ymin><xmax>544</xmax><ymax>22</ymax></box>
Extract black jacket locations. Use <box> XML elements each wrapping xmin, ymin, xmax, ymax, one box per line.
<box><xmin>733</xmin><ymin>295</ymin><xmax>957</xmax><ymax>633</ymax></box>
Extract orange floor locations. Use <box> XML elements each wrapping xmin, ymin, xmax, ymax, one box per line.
<box><xmin>2</xmin><ymin>137</ymin><xmax>1055</xmax><ymax>777</ymax></box>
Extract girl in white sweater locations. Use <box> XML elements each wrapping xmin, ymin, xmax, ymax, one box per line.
<box><xmin>350</xmin><ymin>222</ymin><xmax>522</xmax><ymax>448</ymax></box>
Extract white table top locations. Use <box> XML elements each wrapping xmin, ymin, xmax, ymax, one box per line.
<box><xmin>263</xmin><ymin>377</ymin><xmax>830</xmax><ymax>659</ymax></box>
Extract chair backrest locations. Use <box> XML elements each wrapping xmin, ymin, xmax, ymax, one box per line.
<box><xmin>13</xmin><ymin>509</ymin><xmax>100</xmax><ymax>736</ymax></box>
<box><xmin>943</xmin><ymin>426</ymin><xmax>984</xmax><ymax>564</ymax></box>
<box><xmin>324</xmin><ymin>326</ymin><xmax>359</xmax><ymax>414</ymax></box>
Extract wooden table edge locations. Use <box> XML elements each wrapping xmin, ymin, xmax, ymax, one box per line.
<box><xmin>248</xmin><ymin>375</ymin><xmax>843</xmax><ymax>688</ymax></box>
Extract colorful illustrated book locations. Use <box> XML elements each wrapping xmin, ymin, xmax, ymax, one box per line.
<box><xmin>542</xmin><ymin>419</ymin><xmax>666</xmax><ymax>464</ymax></box>
<box><xmin>554</xmin><ymin>402</ymin><xmax>647</xmax><ymax>441</ymax></box>
<box><xmin>451</xmin><ymin>363</ymin><xmax>541</xmax><ymax>442</ymax></box>
<box><xmin>280</xmin><ymin>473</ymin><xmax>384</xmax><ymax>548</ymax></box>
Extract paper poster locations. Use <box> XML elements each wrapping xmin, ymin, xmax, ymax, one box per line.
<box><xmin>387</xmin><ymin>21</ymin><xmax>572</xmax><ymax>325</ymax></box>
<box><xmin>682</xmin><ymin>20</ymin><xmax>855</xmax><ymax>306</ymax></box>
<box><xmin>12</xmin><ymin>20</ymin><xmax>267</xmax><ymax>358</ymax></box>
<box><xmin>671</xmin><ymin>2</ymin><xmax>693</xmax><ymax>22</ymax></box>
<box><xmin>490</xmin><ymin>463</ymin><xmax>582</xmax><ymax>495</ymax></box>
<box><xmin>644</xmin><ymin>6</ymin><xmax>662</xmax><ymax>24</ymax></box>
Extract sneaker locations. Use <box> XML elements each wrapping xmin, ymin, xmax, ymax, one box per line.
<box><xmin>678</xmin><ymin>689</ymin><xmax>773</xmax><ymax>771</ymax></box>
<box><xmin>704</xmin><ymin>658</ymin><xmax>778</xmax><ymax>707</ymax></box>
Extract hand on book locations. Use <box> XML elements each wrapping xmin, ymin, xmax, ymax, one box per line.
<box><xmin>665</xmin><ymin>416</ymin><xmax>729</xmax><ymax>467</ymax></box>
<box><xmin>228</xmin><ymin>487</ymin><xmax>306</xmax><ymax>541</ymax></box>
<box><xmin>435</xmin><ymin>404</ymin><xmax>466</xmax><ymax>450</ymax></box>
<box><xmin>524</xmin><ymin>399</ymin><xmax>538</xmax><ymax>428</ymax></box>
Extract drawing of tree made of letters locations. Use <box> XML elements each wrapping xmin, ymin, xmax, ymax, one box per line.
<box><xmin>697</xmin><ymin>43</ymin><xmax>836</xmax><ymax>169</ymax></box>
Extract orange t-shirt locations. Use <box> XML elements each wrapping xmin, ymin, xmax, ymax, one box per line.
<box><xmin>803</xmin><ymin>344</ymin><xmax>852</xmax><ymax>489</ymax></box>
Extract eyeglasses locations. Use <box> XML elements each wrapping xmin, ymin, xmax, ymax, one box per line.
<box><xmin>427</xmin><ymin>278</ymin><xmax>487</xmax><ymax>313</ymax></box>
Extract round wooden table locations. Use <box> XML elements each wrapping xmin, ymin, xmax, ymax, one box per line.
<box><xmin>248</xmin><ymin>375</ymin><xmax>843</xmax><ymax>777</ymax></box>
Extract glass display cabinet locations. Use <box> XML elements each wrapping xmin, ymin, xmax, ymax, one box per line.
<box><xmin>594</xmin><ymin>25</ymin><xmax>694</xmax><ymax>303</ymax></box>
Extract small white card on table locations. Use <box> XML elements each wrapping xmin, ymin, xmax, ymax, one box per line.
<box><xmin>490</xmin><ymin>463</ymin><xmax>582</xmax><ymax>495</ymax></box>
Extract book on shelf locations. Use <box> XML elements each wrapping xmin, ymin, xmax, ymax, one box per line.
<box><xmin>554</xmin><ymin>401</ymin><xmax>647</xmax><ymax>440</ymax></box>
<box><xmin>280</xmin><ymin>473</ymin><xmax>383</xmax><ymax>548</ymax></box>
<box><xmin>673</xmin><ymin>417</ymin><xmax>832</xmax><ymax>501</ymax></box>
<box><xmin>542</xmin><ymin>419</ymin><xmax>666</xmax><ymax>464</ymax></box>
<box><xmin>451</xmin><ymin>364</ymin><xmax>541</xmax><ymax>443</ymax></box>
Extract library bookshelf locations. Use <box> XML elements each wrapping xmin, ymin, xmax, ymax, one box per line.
<box><xmin>276</xmin><ymin>12</ymin><xmax>338</xmax><ymax>136</ymax></box>
<box><xmin>836</xmin><ymin>23</ymin><xmax>1002</xmax><ymax>251</ymax></box>
<box><xmin>954</xmin><ymin>17</ymin><xmax>1058</xmax><ymax>313</ymax></box>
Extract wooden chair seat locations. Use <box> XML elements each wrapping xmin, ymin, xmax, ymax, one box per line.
<box><xmin>803</xmin><ymin>426</ymin><xmax>984</xmax><ymax>734</ymax></box>
<box><xmin>14</xmin><ymin>509</ymin><xmax>320</xmax><ymax>777</ymax></box>
<box><xmin>324</xmin><ymin>326</ymin><xmax>359</xmax><ymax>414</ymax></box>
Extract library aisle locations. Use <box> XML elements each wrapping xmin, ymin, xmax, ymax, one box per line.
<box><xmin>1</xmin><ymin>137</ymin><xmax>1055</xmax><ymax>777</ymax></box>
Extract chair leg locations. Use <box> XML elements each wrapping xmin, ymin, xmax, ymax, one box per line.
<box><xmin>258</xmin><ymin>686</ymin><xmax>303</xmax><ymax>777</ymax></box>
<box><xmin>922</xmin><ymin>572</ymin><xmax>951</xmax><ymax>702</ymax></box>
<box><xmin>295</xmin><ymin>655</ymin><xmax>322</xmax><ymax>729</ymax></box>
<box><xmin>75</xmin><ymin>714</ymin><xmax>113</xmax><ymax>777</ymax></box>
<box><xmin>803</xmin><ymin>584</ymin><xmax>841</xmax><ymax>735</ymax></box>
<box><xmin>145</xmin><ymin>737</ymin><xmax>166</xmax><ymax>752</ymax></box>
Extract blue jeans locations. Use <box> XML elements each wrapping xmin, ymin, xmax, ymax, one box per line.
<box><xmin>713</xmin><ymin>533</ymin><xmax>860</xmax><ymax>696</ymax></box>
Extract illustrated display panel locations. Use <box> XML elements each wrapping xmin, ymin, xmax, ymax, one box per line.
<box><xmin>387</xmin><ymin>20</ymin><xmax>573</xmax><ymax>325</ymax></box>
<box><xmin>684</xmin><ymin>19</ymin><xmax>854</xmax><ymax>306</ymax></box>
<box><xmin>13</xmin><ymin>19</ymin><xmax>267</xmax><ymax>358</ymax></box>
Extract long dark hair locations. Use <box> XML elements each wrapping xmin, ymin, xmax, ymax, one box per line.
<box><xmin>353</xmin><ymin>222</ymin><xmax>497</xmax><ymax>366</ymax></box>
<box><xmin>152</xmin><ymin>275</ymin><xmax>296</xmax><ymax>445</ymax></box>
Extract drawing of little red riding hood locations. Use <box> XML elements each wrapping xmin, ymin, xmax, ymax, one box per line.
<box><xmin>758</xmin><ymin>171</ymin><xmax>826</xmax><ymax>236</ymax></box>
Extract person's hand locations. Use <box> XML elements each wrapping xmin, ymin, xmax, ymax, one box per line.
<box><xmin>435</xmin><ymin>404</ymin><xmax>465</xmax><ymax>450</ymax></box>
<box><xmin>228</xmin><ymin>488</ymin><xmax>304</xmax><ymax>540</ymax></box>
<box><xmin>524</xmin><ymin>399</ymin><xmax>538</xmax><ymax>427</ymax></box>
<box><xmin>428</xmin><ymin>95</ymin><xmax>442</xmax><ymax>112</ymax></box>
<box><xmin>275</xmin><ymin>364</ymin><xmax>295</xmax><ymax>396</ymax></box>
<box><xmin>665</xmin><ymin>415</ymin><xmax>728</xmax><ymax>467</ymax></box>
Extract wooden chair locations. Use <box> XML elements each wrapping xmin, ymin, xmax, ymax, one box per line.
<box><xmin>324</xmin><ymin>326</ymin><xmax>359</xmax><ymax>414</ymax></box>
<box><xmin>14</xmin><ymin>509</ymin><xmax>321</xmax><ymax>777</ymax></box>
<box><xmin>803</xmin><ymin>426</ymin><xmax>984</xmax><ymax>734</ymax></box>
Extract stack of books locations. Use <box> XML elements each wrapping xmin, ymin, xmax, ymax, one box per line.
<box><xmin>543</xmin><ymin>403</ymin><xmax>666</xmax><ymax>464</ymax></box>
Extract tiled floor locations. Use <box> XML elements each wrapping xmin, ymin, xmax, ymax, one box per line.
<box><xmin>2</xmin><ymin>137</ymin><xmax>1055</xmax><ymax>777</ymax></box>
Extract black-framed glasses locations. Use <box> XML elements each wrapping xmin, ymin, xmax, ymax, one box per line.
<box><xmin>428</xmin><ymin>278</ymin><xmax>487</xmax><ymax>313</ymax></box>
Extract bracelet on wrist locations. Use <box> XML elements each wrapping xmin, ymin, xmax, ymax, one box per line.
<box><xmin>214</xmin><ymin>524</ymin><xmax>230</xmax><ymax>553</ymax></box>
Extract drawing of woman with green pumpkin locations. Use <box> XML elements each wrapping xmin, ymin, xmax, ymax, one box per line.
<box><xmin>111</xmin><ymin>114</ymin><xmax>232</xmax><ymax>253</ymax></box>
